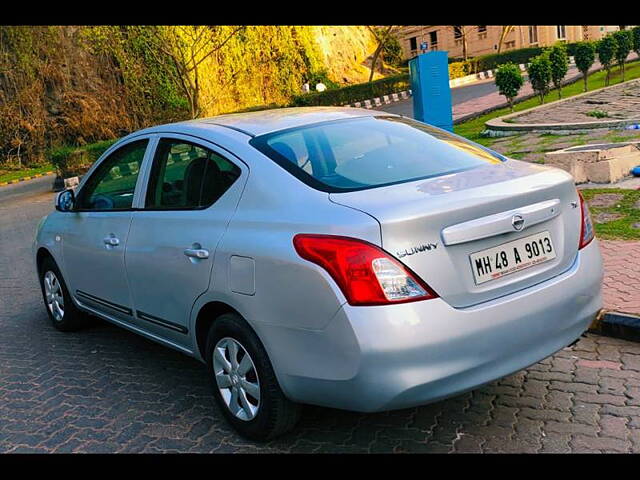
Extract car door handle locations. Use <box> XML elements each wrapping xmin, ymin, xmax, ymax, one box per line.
<box><xmin>103</xmin><ymin>236</ymin><xmax>120</xmax><ymax>247</ymax></box>
<box><xmin>184</xmin><ymin>247</ymin><xmax>209</xmax><ymax>259</ymax></box>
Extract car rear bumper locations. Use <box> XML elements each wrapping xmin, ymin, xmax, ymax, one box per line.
<box><xmin>268</xmin><ymin>240</ymin><xmax>603</xmax><ymax>412</ymax></box>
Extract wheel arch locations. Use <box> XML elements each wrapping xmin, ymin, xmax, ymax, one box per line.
<box><xmin>194</xmin><ymin>300</ymin><xmax>244</xmax><ymax>361</ymax></box>
<box><xmin>36</xmin><ymin>247</ymin><xmax>56</xmax><ymax>275</ymax></box>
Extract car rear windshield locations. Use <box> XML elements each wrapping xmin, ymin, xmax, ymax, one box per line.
<box><xmin>249</xmin><ymin>116</ymin><xmax>507</xmax><ymax>193</ymax></box>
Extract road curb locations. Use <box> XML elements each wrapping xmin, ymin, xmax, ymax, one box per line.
<box><xmin>0</xmin><ymin>171</ymin><xmax>55</xmax><ymax>188</ymax></box>
<box><xmin>590</xmin><ymin>310</ymin><xmax>640</xmax><ymax>343</ymax></box>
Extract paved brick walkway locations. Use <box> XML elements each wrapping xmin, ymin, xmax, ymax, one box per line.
<box><xmin>600</xmin><ymin>240</ymin><xmax>640</xmax><ymax>315</ymax></box>
<box><xmin>2</xmin><ymin>177</ymin><xmax>640</xmax><ymax>453</ymax></box>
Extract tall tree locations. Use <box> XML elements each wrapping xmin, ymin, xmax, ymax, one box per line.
<box><xmin>527</xmin><ymin>53</ymin><xmax>552</xmax><ymax>104</ymax></box>
<box><xmin>451</xmin><ymin>26</ymin><xmax>472</xmax><ymax>60</ymax></box>
<box><xmin>149</xmin><ymin>26</ymin><xmax>245</xmax><ymax>118</ymax></box>
<box><xmin>548</xmin><ymin>44</ymin><xmax>569</xmax><ymax>99</ymax></box>
<box><xmin>574</xmin><ymin>41</ymin><xmax>596</xmax><ymax>92</ymax></box>
<box><xmin>613</xmin><ymin>30</ymin><xmax>632</xmax><ymax>81</ymax></box>
<box><xmin>597</xmin><ymin>35</ymin><xmax>618</xmax><ymax>86</ymax></box>
<box><xmin>367</xmin><ymin>26</ymin><xmax>397</xmax><ymax>82</ymax></box>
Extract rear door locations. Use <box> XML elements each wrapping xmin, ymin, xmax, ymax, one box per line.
<box><xmin>124</xmin><ymin>135</ymin><xmax>247</xmax><ymax>347</ymax></box>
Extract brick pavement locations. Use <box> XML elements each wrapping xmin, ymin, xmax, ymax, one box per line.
<box><xmin>2</xmin><ymin>177</ymin><xmax>640</xmax><ymax>453</ymax></box>
<box><xmin>600</xmin><ymin>240</ymin><xmax>640</xmax><ymax>316</ymax></box>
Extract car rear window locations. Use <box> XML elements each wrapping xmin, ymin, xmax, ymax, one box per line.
<box><xmin>249</xmin><ymin>116</ymin><xmax>507</xmax><ymax>193</ymax></box>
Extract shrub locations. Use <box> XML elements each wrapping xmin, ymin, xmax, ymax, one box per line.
<box><xmin>586</xmin><ymin>109</ymin><xmax>609</xmax><ymax>119</ymax></box>
<box><xmin>291</xmin><ymin>73</ymin><xmax>410</xmax><ymax>107</ymax></box>
<box><xmin>548</xmin><ymin>44</ymin><xmax>569</xmax><ymax>99</ymax></box>
<box><xmin>597</xmin><ymin>35</ymin><xmax>618</xmax><ymax>86</ymax></box>
<box><xmin>50</xmin><ymin>139</ymin><xmax>117</xmax><ymax>177</ymax></box>
<box><xmin>448</xmin><ymin>61</ymin><xmax>470</xmax><ymax>80</ymax></box>
<box><xmin>574</xmin><ymin>41</ymin><xmax>596</xmax><ymax>92</ymax></box>
<box><xmin>494</xmin><ymin>63</ymin><xmax>524</xmax><ymax>111</ymax></box>
<box><xmin>527</xmin><ymin>53</ymin><xmax>552</xmax><ymax>104</ymax></box>
<box><xmin>613</xmin><ymin>30</ymin><xmax>633</xmax><ymax>81</ymax></box>
<box><xmin>467</xmin><ymin>47</ymin><xmax>544</xmax><ymax>74</ymax></box>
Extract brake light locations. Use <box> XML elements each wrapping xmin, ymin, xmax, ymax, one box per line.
<box><xmin>578</xmin><ymin>191</ymin><xmax>594</xmax><ymax>249</ymax></box>
<box><xmin>293</xmin><ymin>234</ymin><xmax>438</xmax><ymax>306</ymax></box>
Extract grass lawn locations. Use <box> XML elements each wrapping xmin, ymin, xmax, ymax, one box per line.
<box><xmin>0</xmin><ymin>164</ymin><xmax>54</xmax><ymax>184</ymax></box>
<box><xmin>453</xmin><ymin>60</ymin><xmax>640</xmax><ymax>146</ymax></box>
<box><xmin>581</xmin><ymin>188</ymin><xmax>640</xmax><ymax>240</ymax></box>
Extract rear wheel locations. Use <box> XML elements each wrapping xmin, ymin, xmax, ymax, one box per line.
<box><xmin>39</xmin><ymin>256</ymin><xmax>87</xmax><ymax>332</ymax></box>
<box><xmin>205</xmin><ymin>313</ymin><xmax>301</xmax><ymax>441</ymax></box>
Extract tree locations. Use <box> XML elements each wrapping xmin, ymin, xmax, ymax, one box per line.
<box><xmin>497</xmin><ymin>26</ymin><xmax>515</xmax><ymax>54</ymax></box>
<box><xmin>613</xmin><ymin>30</ymin><xmax>632</xmax><ymax>81</ymax></box>
<box><xmin>574</xmin><ymin>41</ymin><xmax>596</xmax><ymax>92</ymax></box>
<box><xmin>367</xmin><ymin>26</ymin><xmax>397</xmax><ymax>82</ymax></box>
<box><xmin>451</xmin><ymin>26</ymin><xmax>472</xmax><ymax>61</ymax></box>
<box><xmin>495</xmin><ymin>63</ymin><xmax>524</xmax><ymax>111</ymax></box>
<box><xmin>597</xmin><ymin>35</ymin><xmax>618</xmax><ymax>86</ymax></box>
<box><xmin>632</xmin><ymin>26</ymin><xmax>640</xmax><ymax>58</ymax></box>
<box><xmin>548</xmin><ymin>44</ymin><xmax>569</xmax><ymax>99</ymax></box>
<box><xmin>527</xmin><ymin>53</ymin><xmax>552</xmax><ymax>104</ymax></box>
<box><xmin>148</xmin><ymin>25</ymin><xmax>245</xmax><ymax>119</ymax></box>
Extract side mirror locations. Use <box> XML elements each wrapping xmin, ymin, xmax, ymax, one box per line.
<box><xmin>55</xmin><ymin>189</ymin><xmax>76</xmax><ymax>212</ymax></box>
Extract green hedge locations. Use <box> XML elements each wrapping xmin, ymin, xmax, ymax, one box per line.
<box><xmin>290</xmin><ymin>73</ymin><xmax>410</xmax><ymax>107</ymax></box>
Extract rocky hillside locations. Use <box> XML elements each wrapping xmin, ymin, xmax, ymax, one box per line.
<box><xmin>0</xmin><ymin>25</ymin><xmax>380</xmax><ymax>167</ymax></box>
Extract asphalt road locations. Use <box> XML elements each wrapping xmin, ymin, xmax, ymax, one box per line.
<box><xmin>2</xmin><ymin>179</ymin><xmax>640</xmax><ymax>453</ymax></box>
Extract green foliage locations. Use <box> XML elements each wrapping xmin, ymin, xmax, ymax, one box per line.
<box><xmin>50</xmin><ymin>139</ymin><xmax>117</xmax><ymax>177</ymax></box>
<box><xmin>494</xmin><ymin>63</ymin><xmax>524</xmax><ymax>111</ymax></box>
<box><xmin>467</xmin><ymin>47</ymin><xmax>544</xmax><ymax>74</ymax></box>
<box><xmin>633</xmin><ymin>26</ymin><xmax>640</xmax><ymax>54</ymax></box>
<box><xmin>574</xmin><ymin>41</ymin><xmax>596</xmax><ymax>92</ymax></box>
<box><xmin>381</xmin><ymin>32</ymin><xmax>403</xmax><ymax>67</ymax></box>
<box><xmin>597</xmin><ymin>34</ymin><xmax>618</xmax><ymax>85</ymax></box>
<box><xmin>527</xmin><ymin>53</ymin><xmax>553</xmax><ymax>104</ymax></box>
<box><xmin>548</xmin><ymin>44</ymin><xmax>569</xmax><ymax>98</ymax></box>
<box><xmin>291</xmin><ymin>74</ymin><xmax>409</xmax><ymax>107</ymax></box>
<box><xmin>586</xmin><ymin>109</ymin><xmax>609</xmax><ymax>118</ymax></box>
<box><xmin>613</xmin><ymin>30</ymin><xmax>633</xmax><ymax>81</ymax></box>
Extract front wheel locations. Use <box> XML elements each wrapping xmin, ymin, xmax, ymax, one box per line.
<box><xmin>205</xmin><ymin>313</ymin><xmax>301</xmax><ymax>441</ymax></box>
<box><xmin>39</xmin><ymin>256</ymin><xmax>87</xmax><ymax>332</ymax></box>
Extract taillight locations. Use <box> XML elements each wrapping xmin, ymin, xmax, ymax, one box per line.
<box><xmin>293</xmin><ymin>234</ymin><xmax>438</xmax><ymax>306</ymax></box>
<box><xmin>578</xmin><ymin>191</ymin><xmax>594</xmax><ymax>249</ymax></box>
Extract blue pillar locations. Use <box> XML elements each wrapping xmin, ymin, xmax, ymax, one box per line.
<box><xmin>409</xmin><ymin>51</ymin><xmax>453</xmax><ymax>132</ymax></box>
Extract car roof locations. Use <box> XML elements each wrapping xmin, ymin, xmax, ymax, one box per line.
<box><xmin>141</xmin><ymin>106</ymin><xmax>398</xmax><ymax>138</ymax></box>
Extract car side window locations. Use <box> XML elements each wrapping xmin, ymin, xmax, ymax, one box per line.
<box><xmin>76</xmin><ymin>139</ymin><xmax>148</xmax><ymax>211</ymax></box>
<box><xmin>145</xmin><ymin>138</ymin><xmax>241</xmax><ymax>209</ymax></box>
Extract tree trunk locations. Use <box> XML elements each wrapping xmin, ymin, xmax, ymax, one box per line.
<box><xmin>509</xmin><ymin>97</ymin><xmax>514</xmax><ymax>112</ymax></box>
<box><xmin>583</xmin><ymin>72</ymin><xmax>588</xmax><ymax>92</ymax></box>
<box><xmin>557</xmin><ymin>84</ymin><xmax>562</xmax><ymax>99</ymax></box>
<box><xmin>369</xmin><ymin>44</ymin><xmax>383</xmax><ymax>82</ymax></box>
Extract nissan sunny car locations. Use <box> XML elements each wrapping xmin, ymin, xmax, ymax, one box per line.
<box><xmin>34</xmin><ymin>107</ymin><xmax>604</xmax><ymax>440</ymax></box>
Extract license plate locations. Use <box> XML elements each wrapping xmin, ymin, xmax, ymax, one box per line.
<box><xmin>469</xmin><ymin>231</ymin><xmax>556</xmax><ymax>285</ymax></box>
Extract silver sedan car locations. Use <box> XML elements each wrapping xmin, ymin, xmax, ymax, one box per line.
<box><xmin>34</xmin><ymin>107</ymin><xmax>603</xmax><ymax>440</ymax></box>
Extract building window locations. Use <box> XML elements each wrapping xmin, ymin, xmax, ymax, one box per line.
<box><xmin>453</xmin><ymin>26</ymin><xmax>463</xmax><ymax>39</ymax></box>
<box><xmin>556</xmin><ymin>25</ymin><xmax>566</xmax><ymax>39</ymax></box>
<box><xmin>429</xmin><ymin>31</ymin><xmax>438</xmax><ymax>50</ymax></box>
<box><xmin>409</xmin><ymin>36</ymin><xmax>417</xmax><ymax>51</ymax></box>
<box><xmin>478</xmin><ymin>25</ymin><xmax>487</xmax><ymax>33</ymax></box>
<box><xmin>529</xmin><ymin>26</ymin><xmax>538</xmax><ymax>44</ymax></box>
<box><xmin>505</xmin><ymin>40</ymin><xmax>516</xmax><ymax>50</ymax></box>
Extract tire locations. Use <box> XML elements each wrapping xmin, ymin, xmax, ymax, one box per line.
<box><xmin>39</xmin><ymin>256</ymin><xmax>87</xmax><ymax>332</ymax></box>
<box><xmin>205</xmin><ymin>313</ymin><xmax>301</xmax><ymax>441</ymax></box>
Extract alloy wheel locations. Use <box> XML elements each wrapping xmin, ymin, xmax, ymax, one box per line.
<box><xmin>44</xmin><ymin>270</ymin><xmax>64</xmax><ymax>321</ymax></box>
<box><xmin>213</xmin><ymin>337</ymin><xmax>261</xmax><ymax>421</ymax></box>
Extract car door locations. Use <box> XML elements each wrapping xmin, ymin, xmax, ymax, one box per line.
<box><xmin>124</xmin><ymin>134</ymin><xmax>247</xmax><ymax>349</ymax></box>
<box><xmin>62</xmin><ymin>137</ymin><xmax>152</xmax><ymax>323</ymax></box>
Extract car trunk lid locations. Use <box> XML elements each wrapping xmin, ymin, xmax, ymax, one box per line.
<box><xmin>329</xmin><ymin>160</ymin><xmax>581</xmax><ymax>308</ymax></box>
